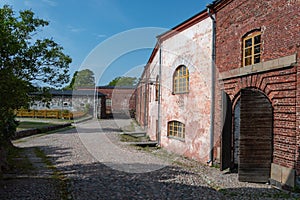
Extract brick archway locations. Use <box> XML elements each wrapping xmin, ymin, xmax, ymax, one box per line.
<box><xmin>219</xmin><ymin>63</ymin><xmax>298</xmax><ymax>185</ymax></box>
<box><xmin>237</xmin><ymin>88</ymin><xmax>273</xmax><ymax>183</ymax></box>
<box><xmin>221</xmin><ymin>87</ymin><xmax>273</xmax><ymax>183</ymax></box>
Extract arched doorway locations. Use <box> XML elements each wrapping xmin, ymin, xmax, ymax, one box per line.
<box><xmin>238</xmin><ymin>88</ymin><xmax>273</xmax><ymax>182</ymax></box>
<box><xmin>221</xmin><ymin>88</ymin><xmax>273</xmax><ymax>183</ymax></box>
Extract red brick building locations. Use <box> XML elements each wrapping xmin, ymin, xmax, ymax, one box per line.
<box><xmin>77</xmin><ymin>86</ymin><xmax>136</xmax><ymax>118</ymax></box>
<box><xmin>136</xmin><ymin>0</ymin><xmax>300</xmax><ymax>189</ymax></box>
<box><xmin>97</xmin><ymin>86</ymin><xmax>136</xmax><ymax>118</ymax></box>
<box><xmin>215</xmin><ymin>0</ymin><xmax>300</xmax><ymax>188</ymax></box>
<box><xmin>135</xmin><ymin>67</ymin><xmax>150</xmax><ymax>128</ymax></box>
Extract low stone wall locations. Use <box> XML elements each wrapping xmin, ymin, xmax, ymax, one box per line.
<box><xmin>12</xmin><ymin>123</ymin><xmax>72</xmax><ymax>140</ymax></box>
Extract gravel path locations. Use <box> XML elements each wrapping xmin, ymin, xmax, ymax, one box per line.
<box><xmin>0</xmin><ymin>147</ymin><xmax>61</xmax><ymax>200</ymax></box>
<box><xmin>3</xmin><ymin>119</ymin><xmax>299</xmax><ymax>199</ymax></box>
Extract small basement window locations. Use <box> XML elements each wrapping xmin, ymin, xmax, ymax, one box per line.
<box><xmin>243</xmin><ymin>31</ymin><xmax>261</xmax><ymax>67</ymax></box>
<box><xmin>168</xmin><ymin>121</ymin><xmax>185</xmax><ymax>139</ymax></box>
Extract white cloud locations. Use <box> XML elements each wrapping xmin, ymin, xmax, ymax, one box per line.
<box><xmin>96</xmin><ymin>34</ymin><xmax>106</xmax><ymax>38</ymax></box>
<box><xmin>0</xmin><ymin>0</ymin><xmax>13</xmax><ymax>6</ymax></box>
<box><xmin>21</xmin><ymin>0</ymin><xmax>57</xmax><ymax>8</ymax></box>
<box><xmin>41</xmin><ymin>0</ymin><xmax>58</xmax><ymax>7</ymax></box>
<box><xmin>67</xmin><ymin>25</ymin><xmax>86</xmax><ymax>33</ymax></box>
<box><xmin>24</xmin><ymin>0</ymin><xmax>35</xmax><ymax>7</ymax></box>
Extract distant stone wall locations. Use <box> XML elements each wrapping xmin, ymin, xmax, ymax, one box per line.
<box><xmin>31</xmin><ymin>95</ymin><xmax>101</xmax><ymax>113</ymax></box>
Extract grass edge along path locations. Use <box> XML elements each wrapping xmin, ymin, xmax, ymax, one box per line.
<box><xmin>34</xmin><ymin>147</ymin><xmax>72</xmax><ymax>200</ymax></box>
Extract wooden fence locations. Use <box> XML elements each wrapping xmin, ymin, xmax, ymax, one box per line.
<box><xmin>16</xmin><ymin>109</ymin><xmax>86</xmax><ymax>120</ymax></box>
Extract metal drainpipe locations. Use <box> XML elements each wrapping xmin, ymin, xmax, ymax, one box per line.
<box><xmin>144</xmin><ymin>75</ymin><xmax>148</xmax><ymax>128</ymax></box>
<box><xmin>207</xmin><ymin>5</ymin><xmax>216</xmax><ymax>165</ymax></box>
<box><xmin>157</xmin><ymin>41</ymin><xmax>162</xmax><ymax>146</ymax></box>
<box><xmin>139</xmin><ymin>84</ymin><xmax>142</xmax><ymax>126</ymax></box>
<box><xmin>93</xmin><ymin>86</ymin><xmax>97</xmax><ymax>119</ymax></box>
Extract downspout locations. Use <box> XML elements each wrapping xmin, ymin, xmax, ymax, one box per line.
<box><xmin>94</xmin><ymin>86</ymin><xmax>98</xmax><ymax>119</ymax></box>
<box><xmin>139</xmin><ymin>82</ymin><xmax>142</xmax><ymax>126</ymax></box>
<box><xmin>94</xmin><ymin>87</ymin><xmax>97</xmax><ymax>118</ymax></box>
<box><xmin>207</xmin><ymin>5</ymin><xmax>216</xmax><ymax>165</ymax></box>
<box><xmin>157</xmin><ymin>40</ymin><xmax>162</xmax><ymax>146</ymax></box>
<box><xmin>144</xmin><ymin>70</ymin><xmax>148</xmax><ymax>128</ymax></box>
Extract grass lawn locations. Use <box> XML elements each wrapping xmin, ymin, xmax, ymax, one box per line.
<box><xmin>17</xmin><ymin>121</ymin><xmax>58</xmax><ymax>131</ymax></box>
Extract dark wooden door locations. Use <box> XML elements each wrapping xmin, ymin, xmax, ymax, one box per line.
<box><xmin>238</xmin><ymin>89</ymin><xmax>273</xmax><ymax>182</ymax></box>
<box><xmin>220</xmin><ymin>91</ymin><xmax>232</xmax><ymax>171</ymax></box>
<box><xmin>233</xmin><ymin>99</ymin><xmax>241</xmax><ymax>166</ymax></box>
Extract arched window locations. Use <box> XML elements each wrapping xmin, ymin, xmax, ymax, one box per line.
<box><xmin>173</xmin><ymin>65</ymin><xmax>189</xmax><ymax>94</ymax></box>
<box><xmin>243</xmin><ymin>31</ymin><xmax>261</xmax><ymax>67</ymax></box>
<box><xmin>168</xmin><ymin>121</ymin><xmax>185</xmax><ymax>139</ymax></box>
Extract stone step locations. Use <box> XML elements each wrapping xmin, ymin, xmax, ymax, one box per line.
<box><xmin>122</xmin><ymin>132</ymin><xmax>147</xmax><ymax>138</ymax></box>
<box><xmin>124</xmin><ymin>141</ymin><xmax>158</xmax><ymax>147</ymax></box>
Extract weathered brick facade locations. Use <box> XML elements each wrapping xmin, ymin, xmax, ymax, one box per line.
<box><xmin>136</xmin><ymin>0</ymin><xmax>300</xmax><ymax>188</ymax></box>
<box><xmin>136</xmin><ymin>11</ymin><xmax>214</xmax><ymax>162</ymax></box>
<box><xmin>216</xmin><ymin>0</ymin><xmax>300</xmax><ymax>187</ymax></box>
<box><xmin>136</xmin><ymin>66</ymin><xmax>150</xmax><ymax>127</ymax></box>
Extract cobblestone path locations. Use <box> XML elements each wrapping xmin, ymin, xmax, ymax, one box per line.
<box><xmin>1</xmin><ymin>119</ymin><xmax>298</xmax><ymax>199</ymax></box>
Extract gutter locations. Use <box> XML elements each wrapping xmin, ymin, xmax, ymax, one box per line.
<box><xmin>207</xmin><ymin>4</ymin><xmax>216</xmax><ymax>165</ymax></box>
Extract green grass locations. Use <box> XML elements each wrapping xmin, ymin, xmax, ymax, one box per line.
<box><xmin>5</xmin><ymin>145</ymin><xmax>34</xmax><ymax>175</ymax></box>
<box><xmin>34</xmin><ymin>148</ymin><xmax>71</xmax><ymax>200</ymax></box>
<box><xmin>119</xmin><ymin>134</ymin><xmax>142</xmax><ymax>142</ymax></box>
<box><xmin>119</xmin><ymin>134</ymin><xmax>151</xmax><ymax>143</ymax></box>
<box><xmin>17</xmin><ymin>121</ymin><xmax>57</xmax><ymax>131</ymax></box>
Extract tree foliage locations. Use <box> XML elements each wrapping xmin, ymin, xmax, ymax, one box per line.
<box><xmin>107</xmin><ymin>76</ymin><xmax>137</xmax><ymax>87</ymax></box>
<box><xmin>64</xmin><ymin>69</ymin><xmax>95</xmax><ymax>89</ymax></box>
<box><xmin>63</xmin><ymin>71</ymin><xmax>78</xmax><ymax>90</ymax></box>
<box><xmin>0</xmin><ymin>5</ymin><xmax>72</xmax><ymax>142</ymax></box>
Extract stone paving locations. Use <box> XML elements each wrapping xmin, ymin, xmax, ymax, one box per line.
<box><xmin>1</xmin><ymin>119</ymin><xmax>299</xmax><ymax>199</ymax></box>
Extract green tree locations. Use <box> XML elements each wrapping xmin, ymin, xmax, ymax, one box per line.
<box><xmin>0</xmin><ymin>5</ymin><xmax>71</xmax><ymax>171</ymax></box>
<box><xmin>71</xmin><ymin>69</ymin><xmax>95</xmax><ymax>89</ymax></box>
<box><xmin>107</xmin><ymin>76</ymin><xmax>137</xmax><ymax>87</ymax></box>
<box><xmin>63</xmin><ymin>71</ymin><xmax>78</xmax><ymax>90</ymax></box>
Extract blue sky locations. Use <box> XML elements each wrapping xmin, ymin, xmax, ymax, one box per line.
<box><xmin>1</xmin><ymin>0</ymin><xmax>212</xmax><ymax>86</ymax></box>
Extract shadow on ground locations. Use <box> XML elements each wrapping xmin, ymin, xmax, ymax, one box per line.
<box><xmin>3</xmin><ymin>124</ymin><xmax>298</xmax><ymax>200</ymax></box>
<box><xmin>5</xmin><ymin>144</ymin><xmax>293</xmax><ymax>200</ymax></box>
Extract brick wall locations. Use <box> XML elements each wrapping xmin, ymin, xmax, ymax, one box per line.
<box><xmin>222</xmin><ymin>67</ymin><xmax>297</xmax><ymax>169</ymax></box>
<box><xmin>151</xmin><ymin>16</ymin><xmax>212</xmax><ymax>162</ymax></box>
<box><xmin>216</xmin><ymin>0</ymin><xmax>300</xmax><ymax>72</ymax></box>
<box><xmin>97</xmin><ymin>87</ymin><xmax>136</xmax><ymax>117</ymax></box>
<box><xmin>216</xmin><ymin>0</ymin><xmax>300</xmax><ymax>172</ymax></box>
<box><xmin>135</xmin><ymin>65</ymin><xmax>150</xmax><ymax>127</ymax></box>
